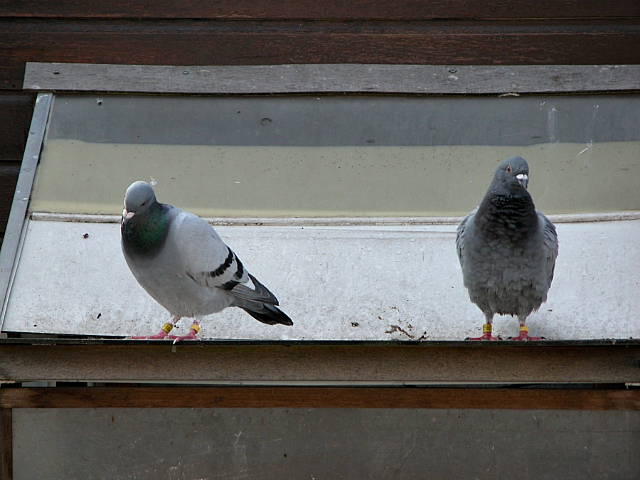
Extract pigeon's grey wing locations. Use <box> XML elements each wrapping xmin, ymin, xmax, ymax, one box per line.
<box><xmin>538</xmin><ymin>211</ymin><xmax>559</xmax><ymax>286</ymax></box>
<box><xmin>172</xmin><ymin>211</ymin><xmax>250</xmax><ymax>289</ymax></box>
<box><xmin>456</xmin><ymin>209</ymin><xmax>476</xmax><ymax>267</ymax></box>
<box><xmin>177</xmin><ymin>212</ymin><xmax>280</xmax><ymax>306</ymax></box>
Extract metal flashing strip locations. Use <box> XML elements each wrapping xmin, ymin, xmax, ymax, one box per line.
<box><xmin>23</xmin><ymin>63</ymin><xmax>640</xmax><ymax>95</ymax></box>
<box><xmin>29</xmin><ymin>211</ymin><xmax>640</xmax><ymax>226</ymax></box>
<box><xmin>1</xmin><ymin>337</ymin><xmax>639</xmax><ymax>347</ymax></box>
<box><xmin>0</xmin><ymin>93</ymin><xmax>52</xmax><ymax>331</ymax></box>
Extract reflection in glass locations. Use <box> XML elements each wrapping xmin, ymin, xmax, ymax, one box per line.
<box><xmin>32</xmin><ymin>95</ymin><xmax>640</xmax><ymax>217</ymax></box>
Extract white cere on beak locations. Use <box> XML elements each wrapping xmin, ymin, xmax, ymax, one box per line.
<box><xmin>516</xmin><ymin>173</ymin><xmax>529</xmax><ymax>188</ymax></box>
<box><xmin>123</xmin><ymin>208</ymin><xmax>135</xmax><ymax>220</ymax></box>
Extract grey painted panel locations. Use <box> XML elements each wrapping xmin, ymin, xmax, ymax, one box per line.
<box><xmin>12</xmin><ymin>407</ymin><xmax>640</xmax><ymax>479</ymax></box>
<box><xmin>46</xmin><ymin>94</ymin><xmax>640</xmax><ymax>146</ymax></box>
<box><xmin>0</xmin><ymin>93</ymin><xmax>52</xmax><ymax>331</ymax></box>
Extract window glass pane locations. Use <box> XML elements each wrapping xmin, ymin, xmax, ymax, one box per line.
<box><xmin>31</xmin><ymin>94</ymin><xmax>640</xmax><ymax>217</ymax></box>
<box><xmin>7</xmin><ymin>92</ymin><xmax>639</xmax><ymax>340</ymax></box>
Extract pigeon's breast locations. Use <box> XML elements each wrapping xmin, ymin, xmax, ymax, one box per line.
<box><xmin>126</xmin><ymin>235</ymin><xmax>234</xmax><ymax>318</ymax></box>
<box><xmin>463</xmin><ymin>231</ymin><xmax>552</xmax><ymax>315</ymax></box>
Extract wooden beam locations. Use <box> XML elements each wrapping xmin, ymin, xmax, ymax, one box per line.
<box><xmin>1</xmin><ymin>386</ymin><xmax>638</xmax><ymax>410</ymax></box>
<box><xmin>0</xmin><ymin>408</ymin><xmax>11</xmax><ymax>480</ymax></box>
<box><xmin>1</xmin><ymin>342</ymin><xmax>639</xmax><ymax>384</ymax></box>
<box><xmin>22</xmin><ymin>63</ymin><xmax>640</xmax><ymax>95</ymax></box>
<box><xmin>2</xmin><ymin>0</ymin><xmax>639</xmax><ymax>20</ymax></box>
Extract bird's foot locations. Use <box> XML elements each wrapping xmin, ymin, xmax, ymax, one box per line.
<box><xmin>466</xmin><ymin>333</ymin><xmax>501</xmax><ymax>341</ymax></box>
<box><xmin>466</xmin><ymin>323</ymin><xmax>501</xmax><ymax>341</ymax></box>
<box><xmin>128</xmin><ymin>322</ymin><xmax>175</xmax><ymax>340</ymax></box>
<box><xmin>508</xmin><ymin>333</ymin><xmax>545</xmax><ymax>341</ymax></box>
<box><xmin>508</xmin><ymin>325</ymin><xmax>545</xmax><ymax>341</ymax></box>
<box><xmin>129</xmin><ymin>331</ymin><xmax>171</xmax><ymax>340</ymax></box>
<box><xmin>169</xmin><ymin>323</ymin><xmax>201</xmax><ymax>344</ymax></box>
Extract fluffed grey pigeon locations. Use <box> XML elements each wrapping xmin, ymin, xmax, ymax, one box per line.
<box><xmin>121</xmin><ymin>181</ymin><xmax>292</xmax><ymax>342</ymax></box>
<box><xmin>456</xmin><ymin>156</ymin><xmax>558</xmax><ymax>340</ymax></box>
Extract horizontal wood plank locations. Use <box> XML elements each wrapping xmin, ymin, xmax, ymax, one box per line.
<box><xmin>0</xmin><ymin>343</ymin><xmax>639</xmax><ymax>384</ymax></box>
<box><xmin>23</xmin><ymin>63</ymin><xmax>640</xmax><ymax>94</ymax></box>
<box><xmin>2</xmin><ymin>22</ymin><xmax>640</xmax><ymax>89</ymax></box>
<box><xmin>1</xmin><ymin>386</ymin><xmax>639</xmax><ymax>410</ymax></box>
<box><xmin>1</xmin><ymin>0</ymin><xmax>639</xmax><ymax>20</ymax></box>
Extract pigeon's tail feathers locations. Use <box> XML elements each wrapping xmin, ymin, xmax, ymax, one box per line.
<box><xmin>228</xmin><ymin>273</ymin><xmax>293</xmax><ymax>325</ymax></box>
<box><xmin>240</xmin><ymin>303</ymin><xmax>294</xmax><ymax>326</ymax></box>
<box><xmin>225</xmin><ymin>273</ymin><xmax>280</xmax><ymax>305</ymax></box>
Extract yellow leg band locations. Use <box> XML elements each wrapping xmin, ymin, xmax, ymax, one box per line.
<box><xmin>519</xmin><ymin>325</ymin><xmax>529</xmax><ymax>334</ymax></box>
<box><xmin>482</xmin><ymin>323</ymin><xmax>492</xmax><ymax>333</ymax></box>
<box><xmin>190</xmin><ymin>323</ymin><xmax>200</xmax><ymax>334</ymax></box>
<box><xmin>161</xmin><ymin>323</ymin><xmax>173</xmax><ymax>334</ymax></box>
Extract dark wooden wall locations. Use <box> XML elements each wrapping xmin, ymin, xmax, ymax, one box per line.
<box><xmin>1</xmin><ymin>0</ymin><xmax>639</xmax><ymax>242</ymax></box>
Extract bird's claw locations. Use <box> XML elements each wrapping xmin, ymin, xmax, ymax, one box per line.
<box><xmin>128</xmin><ymin>330</ymin><xmax>172</xmax><ymax>340</ymax></box>
<box><xmin>465</xmin><ymin>334</ymin><xmax>502</xmax><ymax>341</ymax></box>
<box><xmin>169</xmin><ymin>329</ymin><xmax>200</xmax><ymax>344</ymax></box>
<box><xmin>508</xmin><ymin>333</ymin><xmax>545</xmax><ymax>341</ymax></box>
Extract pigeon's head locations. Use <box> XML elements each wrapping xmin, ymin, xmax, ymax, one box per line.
<box><xmin>123</xmin><ymin>181</ymin><xmax>157</xmax><ymax>220</ymax></box>
<box><xmin>495</xmin><ymin>156</ymin><xmax>529</xmax><ymax>191</ymax></box>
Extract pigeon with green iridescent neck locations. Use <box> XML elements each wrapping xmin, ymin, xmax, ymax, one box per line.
<box><xmin>456</xmin><ymin>156</ymin><xmax>558</xmax><ymax>341</ymax></box>
<box><xmin>121</xmin><ymin>181</ymin><xmax>292</xmax><ymax>342</ymax></box>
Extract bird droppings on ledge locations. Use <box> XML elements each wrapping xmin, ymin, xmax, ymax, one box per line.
<box><xmin>385</xmin><ymin>325</ymin><xmax>415</xmax><ymax>339</ymax></box>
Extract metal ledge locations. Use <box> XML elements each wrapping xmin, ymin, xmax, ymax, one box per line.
<box><xmin>28</xmin><ymin>211</ymin><xmax>640</xmax><ymax>226</ymax></box>
<box><xmin>1</xmin><ymin>337</ymin><xmax>639</xmax><ymax>347</ymax></box>
<box><xmin>1</xmin><ymin>340</ymin><xmax>639</xmax><ymax>385</ymax></box>
<box><xmin>0</xmin><ymin>94</ymin><xmax>51</xmax><ymax>332</ymax></box>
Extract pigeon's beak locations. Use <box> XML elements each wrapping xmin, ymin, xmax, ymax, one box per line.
<box><xmin>516</xmin><ymin>174</ymin><xmax>529</xmax><ymax>189</ymax></box>
<box><xmin>123</xmin><ymin>208</ymin><xmax>135</xmax><ymax>220</ymax></box>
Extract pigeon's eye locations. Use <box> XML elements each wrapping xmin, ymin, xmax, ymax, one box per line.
<box><xmin>141</xmin><ymin>201</ymin><xmax>146</xmax><ymax>206</ymax></box>
<box><xmin>506</xmin><ymin>165</ymin><xmax>512</xmax><ymax>173</ymax></box>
